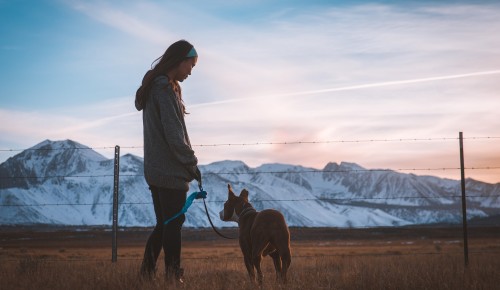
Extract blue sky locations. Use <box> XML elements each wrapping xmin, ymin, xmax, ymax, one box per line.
<box><xmin>1</xmin><ymin>0</ymin><xmax>500</xmax><ymax>183</ymax></box>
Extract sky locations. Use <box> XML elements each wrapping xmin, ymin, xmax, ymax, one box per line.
<box><xmin>1</xmin><ymin>0</ymin><xmax>499</xmax><ymax>183</ymax></box>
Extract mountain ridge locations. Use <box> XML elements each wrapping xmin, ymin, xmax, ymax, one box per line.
<box><xmin>0</xmin><ymin>139</ymin><xmax>499</xmax><ymax>227</ymax></box>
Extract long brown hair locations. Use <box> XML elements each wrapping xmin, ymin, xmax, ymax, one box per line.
<box><xmin>135</xmin><ymin>40</ymin><xmax>194</xmax><ymax>111</ymax></box>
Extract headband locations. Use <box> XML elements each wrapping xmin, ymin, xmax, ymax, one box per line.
<box><xmin>186</xmin><ymin>47</ymin><xmax>198</xmax><ymax>58</ymax></box>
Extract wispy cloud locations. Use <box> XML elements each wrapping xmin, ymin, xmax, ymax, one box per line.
<box><xmin>67</xmin><ymin>1</ymin><xmax>173</xmax><ymax>45</ymax></box>
<box><xmin>0</xmin><ymin>98</ymin><xmax>142</xmax><ymax>151</ymax></box>
<box><xmin>2</xmin><ymin>1</ymin><xmax>500</xmax><ymax>183</ymax></box>
<box><xmin>190</xmin><ymin>70</ymin><xmax>500</xmax><ymax>108</ymax></box>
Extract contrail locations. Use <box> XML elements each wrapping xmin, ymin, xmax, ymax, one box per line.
<box><xmin>54</xmin><ymin>112</ymin><xmax>139</xmax><ymax>134</ymax></box>
<box><xmin>191</xmin><ymin>70</ymin><xmax>500</xmax><ymax>108</ymax></box>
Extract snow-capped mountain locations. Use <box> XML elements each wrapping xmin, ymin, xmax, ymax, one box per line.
<box><xmin>0</xmin><ymin>140</ymin><xmax>499</xmax><ymax>227</ymax></box>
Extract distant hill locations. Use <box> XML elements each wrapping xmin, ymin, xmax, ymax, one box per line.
<box><xmin>0</xmin><ymin>139</ymin><xmax>499</xmax><ymax>227</ymax></box>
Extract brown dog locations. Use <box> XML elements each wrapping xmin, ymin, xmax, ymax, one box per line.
<box><xmin>219</xmin><ymin>184</ymin><xmax>291</xmax><ymax>285</ymax></box>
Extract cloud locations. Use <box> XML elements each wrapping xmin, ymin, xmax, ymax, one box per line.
<box><xmin>3</xmin><ymin>1</ymin><xmax>500</xmax><ymax>183</ymax></box>
<box><xmin>189</xmin><ymin>70</ymin><xmax>500</xmax><ymax>108</ymax></box>
<box><xmin>0</xmin><ymin>98</ymin><xmax>143</xmax><ymax>159</ymax></box>
<box><xmin>67</xmin><ymin>1</ymin><xmax>173</xmax><ymax>45</ymax></box>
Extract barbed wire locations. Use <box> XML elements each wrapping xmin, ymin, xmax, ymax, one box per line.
<box><xmin>1</xmin><ymin>136</ymin><xmax>499</xmax><ymax>152</ymax></box>
<box><xmin>0</xmin><ymin>203</ymin><xmax>114</xmax><ymax>207</ymax></box>
<box><xmin>0</xmin><ymin>174</ymin><xmax>115</xmax><ymax>179</ymax></box>
<box><xmin>2</xmin><ymin>166</ymin><xmax>499</xmax><ymax>180</ymax></box>
<box><xmin>1</xmin><ymin>194</ymin><xmax>498</xmax><ymax>207</ymax></box>
<box><xmin>192</xmin><ymin>136</ymin><xmax>500</xmax><ymax>147</ymax></box>
<box><xmin>0</xmin><ymin>146</ymin><xmax>118</xmax><ymax>152</ymax></box>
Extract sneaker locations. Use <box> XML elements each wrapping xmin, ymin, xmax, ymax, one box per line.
<box><xmin>166</xmin><ymin>268</ymin><xmax>185</xmax><ymax>285</ymax></box>
<box><xmin>175</xmin><ymin>268</ymin><xmax>185</xmax><ymax>285</ymax></box>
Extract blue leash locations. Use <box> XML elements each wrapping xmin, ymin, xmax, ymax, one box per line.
<box><xmin>163</xmin><ymin>182</ymin><xmax>236</xmax><ymax>239</ymax></box>
<box><xmin>163</xmin><ymin>188</ymin><xmax>207</xmax><ymax>225</ymax></box>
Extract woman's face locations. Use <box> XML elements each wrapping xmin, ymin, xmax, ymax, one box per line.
<box><xmin>176</xmin><ymin>57</ymin><xmax>197</xmax><ymax>82</ymax></box>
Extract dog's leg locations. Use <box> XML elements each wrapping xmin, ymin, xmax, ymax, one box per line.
<box><xmin>240</xmin><ymin>237</ymin><xmax>256</xmax><ymax>283</ymax></box>
<box><xmin>279</xmin><ymin>249</ymin><xmax>291</xmax><ymax>284</ymax></box>
<box><xmin>252</xmin><ymin>253</ymin><xmax>264</xmax><ymax>286</ymax></box>
<box><xmin>243</xmin><ymin>253</ymin><xmax>256</xmax><ymax>283</ymax></box>
<box><xmin>251</xmin><ymin>240</ymin><xmax>269</xmax><ymax>286</ymax></box>
<box><xmin>274</xmin><ymin>227</ymin><xmax>292</xmax><ymax>285</ymax></box>
<box><xmin>269</xmin><ymin>251</ymin><xmax>282</xmax><ymax>282</ymax></box>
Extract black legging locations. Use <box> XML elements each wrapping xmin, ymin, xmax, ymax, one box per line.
<box><xmin>141</xmin><ymin>186</ymin><xmax>187</xmax><ymax>276</ymax></box>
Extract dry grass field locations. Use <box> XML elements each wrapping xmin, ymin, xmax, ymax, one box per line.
<box><xmin>1</xmin><ymin>226</ymin><xmax>499</xmax><ymax>290</ymax></box>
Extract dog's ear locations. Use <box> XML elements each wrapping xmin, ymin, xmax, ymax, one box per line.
<box><xmin>228</xmin><ymin>184</ymin><xmax>236</xmax><ymax>199</ymax></box>
<box><xmin>240</xmin><ymin>189</ymin><xmax>249</xmax><ymax>201</ymax></box>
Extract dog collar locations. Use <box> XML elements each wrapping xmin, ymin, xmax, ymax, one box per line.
<box><xmin>239</xmin><ymin>205</ymin><xmax>256</xmax><ymax>219</ymax></box>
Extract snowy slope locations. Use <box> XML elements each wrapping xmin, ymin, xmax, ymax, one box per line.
<box><xmin>1</xmin><ymin>140</ymin><xmax>499</xmax><ymax>227</ymax></box>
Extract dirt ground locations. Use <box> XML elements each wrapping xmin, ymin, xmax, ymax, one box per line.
<box><xmin>1</xmin><ymin>226</ymin><xmax>499</xmax><ymax>290</ymax></box>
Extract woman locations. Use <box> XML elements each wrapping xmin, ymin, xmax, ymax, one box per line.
<box><xmin>135</xmin><ymin>40</ymin><xmax>201</xmax><ymax>284</ymax></box>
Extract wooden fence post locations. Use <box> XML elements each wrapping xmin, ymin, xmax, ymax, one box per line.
<box><xmin>459</xmin><ymin>132</ymin><xmax>469</xmax><ymax>266</ymax></box>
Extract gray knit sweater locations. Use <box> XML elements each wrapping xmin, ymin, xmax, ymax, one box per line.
<box><xmin>142</xmin><ymin>75</ymin><xmax>198</xmax><ymax>191</ymax></box>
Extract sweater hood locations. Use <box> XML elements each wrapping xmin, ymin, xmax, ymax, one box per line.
<box><xmin>135</xmin><ymin>70</ymin><xmax>155</xmax><ymax>111</ymax></box>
